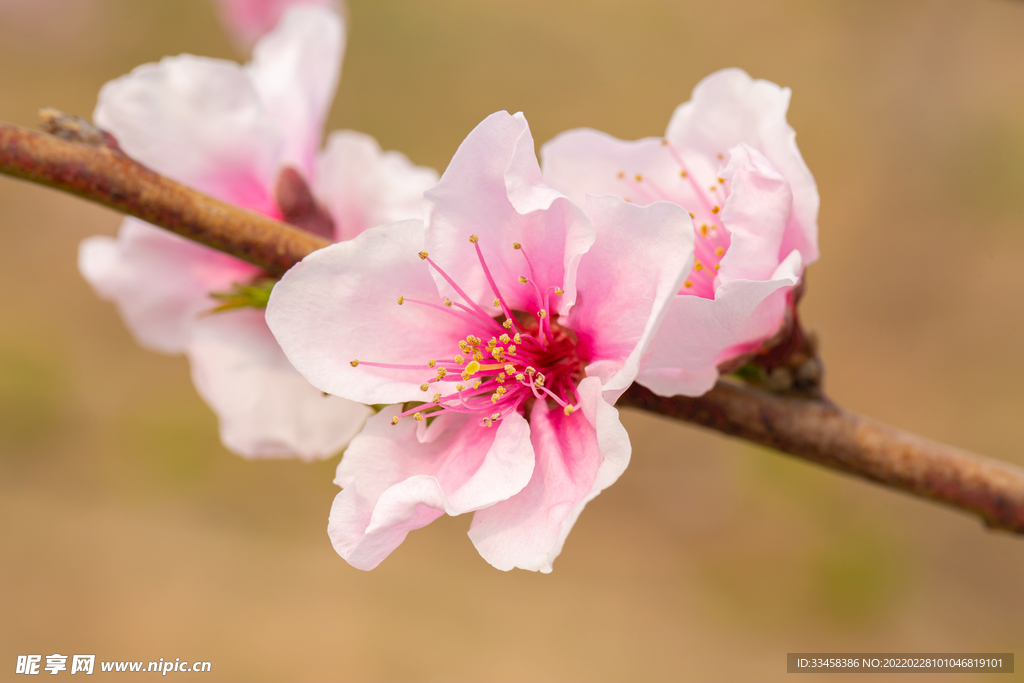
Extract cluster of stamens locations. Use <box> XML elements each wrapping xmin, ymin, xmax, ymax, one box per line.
<box><xmin>616</xmin><ymin>140</ymin><xmax>732</xmax><ymax>299</ymax></box>
<box><xmin>351</xmin><ymin>235</ymin><xmax>582</xmax><ymax>428</ymax></box>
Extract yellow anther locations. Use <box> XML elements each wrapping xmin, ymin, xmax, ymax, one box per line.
<box><xmin>717</xmin><ymin>152</ymin><xmax>724</xmax><ymax>160</ymax></box>
<box><xmin>473</xmin><ymin>351</ymin><xmax>483</xmax><ymax>361</ymax></box>
<box><xmin>712</xmin><ymin>205</ymin><xmax>720</xmax><ymax>214</ymax></box>
<box><xmin>660</xmin><ymin>138</ymin><xmax>669</xmax><ymax>146</ymax></box>
<box><xmin>391</xmin><ymin>416</ymin><xmax>399</xmax><ymax>425</ymax></box>
<box><xmin>436</xmin><ymin>368</ymin><xmax>448</xmax><ymax>379</ymax></box>
<box><xmin>716</xmin><ymin>248</ymin><xmax>724</xmax><ymax>256</ymax></box>
<box><xmin>536</xmin><ymin>372</ymin><xmax>545</xmax><ymax>382</ymax></box>
<box><xmin>493</xmin><ymin>299</ymin><xmax>501</xmax><ymax>308</ymax></box>
<box><xmin>519</xmin><ymin>276</ymin><xmax>529</xmax><ymax>284</ymax></box>
<box><xmin>350</xmin><ymin>359</ymin><xmax>359</xmax><ymax>367</ymax></box>
<box><xmin>491</xmin><ymin>394</ymin><xmax>499</xmax><ymax>404</ymax></box>
<box><xmin>684</xmin><ymin>281</ymin><xmax>693</xmax><ymax>288</ymax></box>
<box><xmin>474</xmin><ymin>380</ymin><xmax>482</xmax><ymax>389</ymax></box>
<box><xmin>467</xmin><ymin>335</ymin><xmax>480</xmax><ymax>346</ymax></box>
<box><xmin>496</xmin><ymin>386</ymin><xmax>507</xmax><ymax>396</ymax></box>
<box><xmin>617</xmin><ymin>171</ymin><xmax>625</xmax><ymax>179</ymax></box>
<box><xmin>515</xmin><ymin>373</ymin><xmax>525</xmax><ymax>382</ymax></box>
<box><xmin>554</xmin><ymin>287</ymin><xmax>564</xmax><ymax>295</ymax></box>
<box><xmin>513</xmin><ymin>242</ymin><xmax>521</xmax><ymax>250</ymax></box>
<box><xmin>483</xmin><ymin>417</ymin><xmax>493</xmax><ymax>427</ymax></box>
<box><xmin>718</xmin><ymin>177</ymin><xmax>725</xmax><ymax>183</ymax></box>
<box><xmin>564</xmin><ymin>405</ymin><xmax>575</xmax><ymax>416</ymax></box>
<box><xmin>469</xmin><ymin>234</ymin><xmax>479</xmax><ymax>243</ymax></box>
<box><xmin>701</xmin><ymin>224</ymin><xmax>708</xmax><ymax>236</ymax></box>
<box><xmin>397</xmin><ymin>295</ymin><xmax>404</xmax><ymax>305</ymax></box>
<box><xmin>535</xmin><ymin>377</ymin><xmax>545</xmax><ymax>387</ymax></box>
<box><xmin>513</xmin><ymin>333</ymin><xmax>522</xmax><ymax>344</ymax></box>
<box><xmin>461</xmin><ymin>371</ymin><xmax>471</xmax><ymax>381</ymax></box>
<box><xmin>418</xmin><ymin>251</ymin><xmax>428</xmax><ymax>260</ymax></box>
<box><xmin>504</xmin><ymin>364</ymin><xmax>516</xmax><ymax>374</ymax></box>
<box><xmin>681</xmin><ymin>171</ymin><xmax>688</xmax><ymax>178</ymax></box>
<box><xmin>502</xmin><ymin>319</ymin><xmax>513</xmax><ymax>329</ymax></box>
<box><xmin>459</xmin><ymin>340</ymin><xmax>469</xmax><ymax>351</ymax></box>
<box><xmin>491</xmin><ymin>412</ymin><xmax>501</xmax><ymax>420</ymax></box>
<box><xmin>487</xmin><ymin>338</ymin><xmax>497</xmax><ymax>348</ymax></box>
<box><xmin>624</xmin><ymin>198</ymin><xmax>632</xmax><ymax>203</ymax></box>
<box><xmin>507</xmin><ymin>344</ymin><xmax>516</xmax><ymax>354</ymax></box>
<box><xmin>491</xmin><ymin>348</ymin><xmax>505</xmax><ymax>361</ymax></box>
<box><xmin>432</xmin><ymin>393</ymin><xmax>441</xmax><ymax>404</ymax></box>
<box><xmin>695</xmin><ymin>261</ymin><xmax>703</xmax><ymax>271</ymax></box>
<box><xmin>688</xmin><ymin>211</ymin><xmax>695</xmax><ymax>218</ymax></box>
<box><xmin>538</xmin><ymin>309</ymin><xmax>547</xmax><ymax>319</ymax></box>
<box><xmin>709</xmin><ymin>186</ymin><xmax>717</xmax><ymax>192</ymax></box>
<box><xmin>456</xmin><ymin>384</ymin><xmax>465</xmax><ymax>391</ymax></box>
<box><xmin>496</xmin><ymin>373</ymin><xmax>505</xmax><ymax>383</ymax></box>
<box><xmin>414</xmin><ymin>412</ymin><xmax>424</xmax><ymax>421</ymax></box>
<box><xmin>427</xmin><ymin>359</ymin><xmax>436</xmax><ymax>368</ymax></box>
<box><xmin>454</xmin><ymin>355</ymin><xmax>465</xmax><ymax>365</ymax></box>
<box><xmin>465</xmin><ymin>360</ymin><xmax>481</xmax><ymax>376</ymax></box>
<box><xmin>714</xmin><ymin>263</ymin><xmax>720</xmax><ymax>270</ymax></box>
<box><xmin>499</xmin><ymin>334</ymin><xmax>511</xmax><ymax>344</ymax></box>
<box><xmin>525</xmin><ymin>366</ymin><xmax>536</xmax><ymax>375</ymax></box>
<box><xmin>444</xmin><ymin>298</ymin><xmax>453</xmax><ymax>307</ymax></box>
<box><xmin>420</xmin><ymin>383</ymin><xmax>430</xmax><ymax>392</ymax></box>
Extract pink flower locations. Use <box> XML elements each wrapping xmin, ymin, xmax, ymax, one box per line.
<box><xmin>267</xmin><ymin>111</ymin><xmax>694</xmax><ymax>571</ymax></box>
<box><xmin>214</xmin><ymin>0</ymin><xmax>341</xmax><ymax>48</ymax></box>
<box><xmin>542</xmin><ymin>68</ymin><xmax>819</xmax><ymax>396</ymax></box>
<box><xmin>79</xmin><ymin>6</ymin><xmax>438</xmax><ymax>460</ymax></box>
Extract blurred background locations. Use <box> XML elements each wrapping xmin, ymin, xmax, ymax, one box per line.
<box><xmin>2</xmin><ymin>0</ymin><xmax>1024</xmax><ymax>680</ymax></box>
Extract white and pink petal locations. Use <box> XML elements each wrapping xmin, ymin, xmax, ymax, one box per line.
<box><xmin>329</xmin><ymin>406</ymin><xmax>534</xmax><ymax>570</ymax></box>
<box><xmin>186</xmin><ymin>308</ymin><xmax>371</xmax><ymax>460</ymax></box>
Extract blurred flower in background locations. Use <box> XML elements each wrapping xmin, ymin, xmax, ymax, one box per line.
<box><xmin>214</xmin><ymin>0</ymin><xmax>342</xmax><ymax>47</ymax></box>
<box><xmin>78</xmin><ymin>5</ymin><xmax>438</xmax><ymax>460</ymax></box>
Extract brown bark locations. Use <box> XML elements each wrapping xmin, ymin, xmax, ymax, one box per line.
<box><xmin>0</xmin><ymin>121</ymin><xmax>329</xmax><ymax>277</ymax></box>
<box><xmin>3</xmin><ymin>116</ymin><xmax>1024</xmax><ymax>535</ymax></box>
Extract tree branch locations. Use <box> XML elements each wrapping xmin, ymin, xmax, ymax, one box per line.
<box><xmin>0</xmin><ymin>120</ymin><xmax>329</xmax><ymax>277</ymax></box>
<box><xmin>3</xmin><ymin>117</ymin><xmax>1023</xmax><ymax>535</ymax></box>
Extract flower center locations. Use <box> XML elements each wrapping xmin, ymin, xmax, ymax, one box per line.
<box><xmin>353</xmin><ymin>236</ymin><xmax>583</xmax><ymax>428</ymax></box>
<box><xmin>615</xmin><ymin>139</ymin><xmax>732</xmax><ymax>300</ymax></box>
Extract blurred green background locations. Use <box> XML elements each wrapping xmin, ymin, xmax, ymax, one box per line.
<box><xmin>2</xmin><ymin>0</ymin><xmax>1024</xmax><ymax>680</ymax></box>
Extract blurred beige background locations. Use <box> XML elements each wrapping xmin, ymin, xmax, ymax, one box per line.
<box><xmin>2</xmin><ymin>0</ymin><xmax>1024</xmax><ymax>680</ymax></box>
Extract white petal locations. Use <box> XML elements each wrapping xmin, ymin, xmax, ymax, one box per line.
<box><xmin>637</xmin><ymin>250</ymin><xmax>802</xmax><ymax>397</ymax></box>
<box><xmin>313</xmin><ymin>130</ymin><xmax>438</xmax><ymax>241</ymax></box>
<box><xmin>567</xmin><ymin>195</ymin><xmax>693</xmax><ymax>402</ymax></box>
<box><xmin>266</xmin><ymin>219</ymin><xmax>467</xmax><ymax>405</ymax></box>
<box><xmin>246</xmin><ymin>4</ymin><xmax>344</xmax><ymax>177</ymax></box>
<box><xmin>78</xmin><ymin>218</ymin><xmax>257</xmax><ymax>354</ymax></box>
<box><xmin>187</xmin><ymin>308</ymin><xmax>371</xmax><ymax>460</ymax></box>
<box><xmin>94</xmin><ymin>56</ymin><xmax>281</xmax><ymax>213</ymax></box>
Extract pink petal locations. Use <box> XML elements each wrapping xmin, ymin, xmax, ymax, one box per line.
<box><xmin>313</xmin><ymin>130</ymin><xmax>438</xmax><ymax>242</ymax></box>
<box><xmin>637</xmin><ymin>250</ymin><xmax>802</xmax><ymax>397</ymax></box>
<box><xmin>468</xmin><ymin>376</ymin><xmax>630</xmax><ymax>573</ymax></box>
<box><xmin>94</xmin><ymin>56</ymin><xmax>281</xmax><ymax>214</ymax></box>
<box><xmin>216</xmin><ymin>0</ymin><xmax>340</xmax><ymax>48</ymax></box>
<box><xmin>567</xmin><ymin>195</ymin><xmax>693</xmax><ymax>401</ymax></box>
<box><xmin>329</xmin><ymin>406</ymin><xmax>534</xmax><ymax>570</ymax></box>
<box><xmin>540</xmin><ymin>128</ymin><xmax>671</xmax><ymax>209</ymax></box>
<box><xmin>187</xmin><ymin>308</ymin><xmax>371</xmax><ymax>460</ymax></box>
<box><xmin>666</xmin><ymin>68</ymin><xmax>819</xmax><ymax>266</ymax></box>
<box><xmin>246</xmin><ymin>5</ymin><xmax>343</xmax><ymax>178</ymax></box>
<box><xmin>424</xmin><ymin>111</ymin><xmax>594</xmax><ymax>316</ymax></box>
<box><xmin>78</xmin><ymin>218</ymin><xmax>257</xmax><ymax>354</ymax></box>
<box><xmin>266</xmin><ymin>219</ymin><xmax>467</xmax><ymax>405</ymax></box>
<box><xmin>716</xmin><ymin>144</ymin><xmax>793</xmax><ymax>283</ymax></box>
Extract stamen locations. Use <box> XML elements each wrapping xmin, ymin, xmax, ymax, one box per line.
<box><xmin>397</xmin><ymin>296</ymin><xmax>404</xmax><ymax>305</ymax></box>
<box><xmin>391</xmin><ymin>417</ymin><xmax>399</xmax><ymax>425</ymax></box>
<box><xmin>418</xmin><ymin>251</ymin><xmax>428</xmax><ymax>260</ymax></box>
<box><xmin>350</xmin><ymin>360</ymin><xmax>359</xmax><ymax>367</ymax></box>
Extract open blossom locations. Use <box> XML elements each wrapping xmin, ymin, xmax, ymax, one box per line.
<box><xmin>267</xmin><ymin>111</ymin><xmax>693</xmax><ymax>571</ymax></box>
<box><xmin>542</xmin><ymin>68</ymin><xmax>819</xmax><ymax>397</ymax></box>
<box><xmin>79</xmin><ymin>6</ymin><xmax>438</xmax><ymax>460</ymax></box>
<box><xmin>214</xmin><ymin>0</ymin><xmax>341</xmax><ymax>47</ymax></box>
